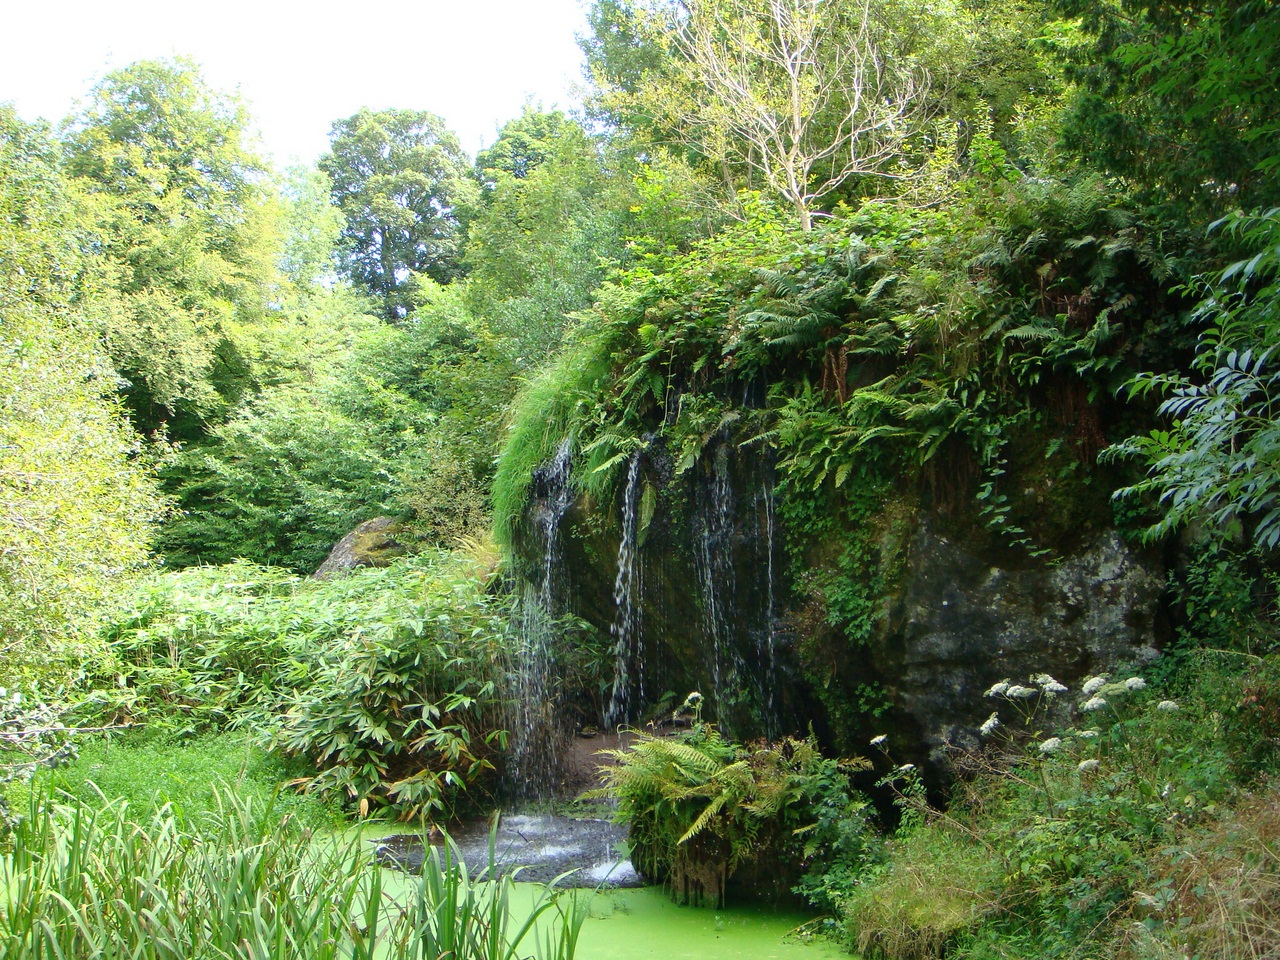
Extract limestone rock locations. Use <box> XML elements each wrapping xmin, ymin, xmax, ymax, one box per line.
<box><xmin>313</xmin><ymin>517</ymin><xmax>406</xmax><ymax>579</ymax></box>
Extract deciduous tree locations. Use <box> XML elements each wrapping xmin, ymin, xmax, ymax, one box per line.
<box><xmin>321</xmin><ymin>108</ymin><xmax>476</xmax><ymax>321</ymax></box>
<box><xmin>62</xmin><ymin>58</ymin><xmax>280</xmax><ymax>439</ymax></box>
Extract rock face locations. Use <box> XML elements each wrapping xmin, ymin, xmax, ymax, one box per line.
<box><xmin>869</xmin><ymin>526</ymin><xmax>1164</xmax><ymax>772</ymax></box>
<box><xmin>313</xmin><ymin>516</ymin><xmax>406</xmax><ymax>579</ymax></box>
<box><xmin>512</xmin><ymin>438</ymin><xmax>1166</xmax><ymax>777</ymax></box>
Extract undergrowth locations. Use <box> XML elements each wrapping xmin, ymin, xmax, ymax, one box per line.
<box><xmin>840</xmin><ymin>654</ymin><xmax>1280</xmax><ymax>960</ymax></box>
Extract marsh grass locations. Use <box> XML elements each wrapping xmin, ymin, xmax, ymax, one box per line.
<box><xmin>1</xmin><ymin>789</ymin><xmax>587</xmax><ymax>960</ymax></box>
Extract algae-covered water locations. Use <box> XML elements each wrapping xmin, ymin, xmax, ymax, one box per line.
<box><xmin>376</xmin><ymin>865</ymin><xmax>846</xmax><ymax>960</ymax></box>
<box><xmin>571</xmin><ymin>887</ymin><xmax>847</xmax><ymax>960</ymax></box>
<box><xmin>362</xmin><ymin>816</ymin><xmax>848</xmax><ymax>960</ymax></box>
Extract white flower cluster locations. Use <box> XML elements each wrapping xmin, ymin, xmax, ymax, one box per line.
<box><xmin>870</xmin><ymin>734</ymin><xmax>888</xmax><ymax>748</ymax></box>
<box><xmin>1038</xmin><ymin>737</ymin><xmax>1063</xmax><ymax>754</ymax></box>
<box><xmin>1031</xmin><ymin>673</ymin><xmax>1069</xmax><ymax>695</ymax></box>
<box><xmin>980</xmin><ymin>712</ymin><xmax>1001</xmax><ymax>736</ymax></box>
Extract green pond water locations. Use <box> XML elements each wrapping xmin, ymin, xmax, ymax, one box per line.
<box><xmin>567</xmin><ymin>887</ymin><xmax>847</xmax><ymax>960</ymax></box>
<box><xmin>376</xmin><ymin>866</ymin><xmax>847</xmax><ymax>960</ymax></box>
<box><xmin>356</xmin><ymin>821</ymin><xmax>849</xmax><ymax>960</ymax></box>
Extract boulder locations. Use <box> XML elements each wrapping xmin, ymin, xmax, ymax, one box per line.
<box><xmin>313</xmin><ymin>517</ymin><xmax>406</xmax><ymax>579</ymax></box>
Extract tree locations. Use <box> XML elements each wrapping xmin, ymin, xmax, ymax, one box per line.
<box><xmin>0</xmin><ymin>108</ymin><xmax>166</xmax><ymax>678</ymax></box>
<box><xmin>464</xmin><ymin>114</ymin><xmax>630</xmax><ymax>360</ymax></box>
<box><xmin>612</xmin><ymin>0</ymin><xmax>931</xmax><ymax>230</ymax></box>
<box><xmin>61</xmin><ymin>58</ymin><xmax>281</xmax><ymax>439</ymax></box>
<box><xmin>321</xmin><ymin>109</ymin><xmax>477</xmax><ymax>321</ymax></box>
<box><xmin>1054</xmin><ymin>0</ymin><xmax>1280</xmax><ymax>216</ymax></box>
<box><xmin>474</xmin><ymin>106</ymin><xmax>573</xmax><ymax>197</ymax></box>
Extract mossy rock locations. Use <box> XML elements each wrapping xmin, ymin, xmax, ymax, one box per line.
<box><xmin>312</xmin><ymin>516</ymin><xmax>407</xmax><ymax>579</ymax></box>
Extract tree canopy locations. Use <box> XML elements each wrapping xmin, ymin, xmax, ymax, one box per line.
<box><xmin>321</xmin><ymin>108</ymin><xmax>476</xmax><ymax>321</ymax></box>
<box><xmin>61</xmin><ymin>58</ymin><xmax>280</xmax><ymax>439</ymax></box>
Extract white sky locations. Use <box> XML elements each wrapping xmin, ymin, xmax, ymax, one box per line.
<box><xmin>0</xmin><ymin>0</ymin><xmax>592</xmax><ymax>164</ymax></box>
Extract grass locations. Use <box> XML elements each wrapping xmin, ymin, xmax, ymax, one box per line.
<box><xmin>491</xmin><ymin>332</ymin><xmax>616</xmax><ymax>550</ymax></box>
<box><xmin>1</xmin><ymin>789</ymin><xmax>588</xmax><ymax>960</ymax></box>
<box><xmin>3</xmin><ymin>729</ymin><xmax>340</xmax><ymax>831</ymax></box>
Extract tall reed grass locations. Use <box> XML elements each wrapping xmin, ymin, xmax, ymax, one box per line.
<box><xmin>1</xmin><ymin>789</ymin><xmax>585</xmax><ymax>960</ymax></box>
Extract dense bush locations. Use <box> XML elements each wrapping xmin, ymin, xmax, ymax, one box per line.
<box><xmin>90</xmin><ymin>554</ymin><xmax>514</xmax><ymax>818</ymax></box>
<box><xmin>591</xmin><ymin>705</ymin><xmax>871</xmax><ymax>908</ymax></box>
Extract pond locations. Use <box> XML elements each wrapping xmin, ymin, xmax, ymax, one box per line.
<box><xmin>364</xmin><ymin>813</ymin><xmax>849</xmax><ymax>960</ymax></box>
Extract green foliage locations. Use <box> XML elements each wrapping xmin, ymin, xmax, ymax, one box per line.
<box><xmin>157</xmin><ymin>386</ymin><xmax>400</xmax><ymax>571</ymax></box>
<box><xmin>842</xmin><ymin>659</ymin><xmax>1280</xmax><ymax>960</ymax></box>
<box><xmin>464</xmin><ymin>115</ymin><xmax>630</xmax><ymax>365</ymax></box>
<box><xmin>1113</xmin><ymin>209</ymin><xmax>1280</xmax><ymax>549</ymax></box>
<box><xmin>591</xmin><ymin>718</ymin><xmax>868</xmax><ymax>907</ymax></box>
<box><xmin>0</xmin><ymin>106</ymin><xmax>167</xmax><ymax>681</ymax></box>
<box><xmin>1</xmin><ymin>790</ymin><xmax>586</xmax><ymax>960</ymax></box>
<box><xmin>8</xmin><ymin>731</ymin><xmax>338</xmax><ymax>830</ymax></box>
<box><xmin>61</xmin><ymin>57</ymin><xmax>282</xmax><ymax>438</ymax></box>
<box><xmin>1054</xmin><ymin>0</ymin><xmax>1280</xmax><ymax>216</ymax></box>
<box><xmin>93</xmin><ymin>555</ymin><xmax>513</xmax><ymax>818</ymax></box>
<box><xmin>322</xmin><ymin>108</ymin><xmax>477</xmax><ymax>320</ymax></box>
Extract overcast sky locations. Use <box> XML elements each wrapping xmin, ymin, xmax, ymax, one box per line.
<box><xmin>0</xmin><ymin>0</ymin><xmax>592</xmax><ymax>164</ymax></box>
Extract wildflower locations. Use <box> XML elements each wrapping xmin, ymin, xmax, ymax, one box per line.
<box><xmin>1038</xmin><ymin>737</ymin><xmax>1063</xmax><ymax>754</ymax></box>
<box><xmin>1078</xmin><ymin>758</ymin><xmax>1100</xmax><ymax>773</ymax></box>
<box><xmin>896</xmin><ymin>763</ymin><xmax>916</xmax><ymax>773</ymax></box>
<box><xmin>984</xmin><ymin>680</ymin><xmax>1011</xmax><ymax>697</ymax></box>
<box><xmin>1081</xmin><ymin>696</ymin><xmax>1107</xmax><ymax>712</ymax></box>
<box><xmin>1043</xmin><ymin>680</ymin><xmax>1068</xmax><ymax>694</ymax></box>
<box><xmin>1082</xmin><ymin>676</ymin><xmax>1107</xmax><ymax>696</ymax></box>
<box><xmin>1031</xmin><ymin>673</ymin><xmax>1056</xmax><ymax>686</ymax></box>
<box><xmin>1124</xmin><ymin>677</ymin><xmax>1147</xmax><ymax>692</ymax></box>
<box><xmin>1007</xmin><ymin>684</ymin><xmax>1037</xmax><ymax>699</ymax></box>
<box><xmin>1157</xmin><ymin>700</ymin><xmax>1180</xmax><ymax>713</ymax></box>
<box><xmin>1078</xmin><ymin>729</ymin><xmax>1100</xmax><ymax>738</ymax></box>
<box><xmin>980</xmin><ymin>712</ymin><xmax>1001</xmax><ymax>736</ymax></box>
<box><xmin>870</xmin><ymin>734</ymin><xmax>888</xmax><ymax>748</ymax></box>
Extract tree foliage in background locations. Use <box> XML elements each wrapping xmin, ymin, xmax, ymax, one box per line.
<box><xmin>61</xmin><ymin>58</ymin><xmax>281</xmax><ymax>440</ymax></box>
<box><xmin>322</xmin><ymin>108</ymin><xmax>476</xmax><ymax>321</ymax></box>
<box><xmin>0</xmin><ymin>108</ymin><xmax>166</xmax><ymax>679</ymax></box>
<box><xmin>657</xmin><ymin>0</ymin><xmax>932</xmax><ymax>230</ymax></box>
<box><xmin>1054</xmin><ymin>0</ymin><xmax>1280</xmax><ymax>217</ymax></box>
<box><xmin>465</xmin><ymin>113</ymin><xmax>631</xmax><ymax>363</ymax></box>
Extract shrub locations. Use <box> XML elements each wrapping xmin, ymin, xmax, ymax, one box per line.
<box><xmin>91</xmin><ymin>553</ymin><xmax>514</xmax><ymax>818</ymax></box>
<box><xmin>591</xmin><ymin>710</ymin><xmax>869</xmax><ymax>907</ymax></box>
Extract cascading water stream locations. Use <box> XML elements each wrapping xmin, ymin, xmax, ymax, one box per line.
<box><xmin>761</xmin><ymin>473</ymin><xmax>778</xmax><ymax>722</ymax></box>
<box><xmin>605</xmin><ymin>451</ymin><xmax>644</xmax><ymax>728</ymax></box>
<box><xmin>508</xmin><ymin>438</ymin><xmax>574</xmax><ymax>799</ymax></box>
<box><xmin>693</xmin><ymin>440</ymin><xmax>741</xmax><ymax>708</ymax></box>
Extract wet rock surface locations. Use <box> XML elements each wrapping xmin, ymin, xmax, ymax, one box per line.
<box><xmin>372</xmin><ymin>813</ymin><xmax>641</xmax><ymax>888</ymax></box>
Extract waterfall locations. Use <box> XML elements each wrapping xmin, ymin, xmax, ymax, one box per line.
<box><xmin>605</xmin><ymin>450</ymin><xmax>644</xmax><ymax>728</ymax></box>
<box><xmin>693</xmin><ymin>440</ymin><xmax>742</xmax><ymax>710</ymax></box>
<box><xmin>507</xmin><ymin>438</ymin><xmax>573</xmax><ymax>800</ymax></box>
<box><xmin>761</xmin><ymin>473</ymin><xmax>778</xmax><ymax>724</ymax></box>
